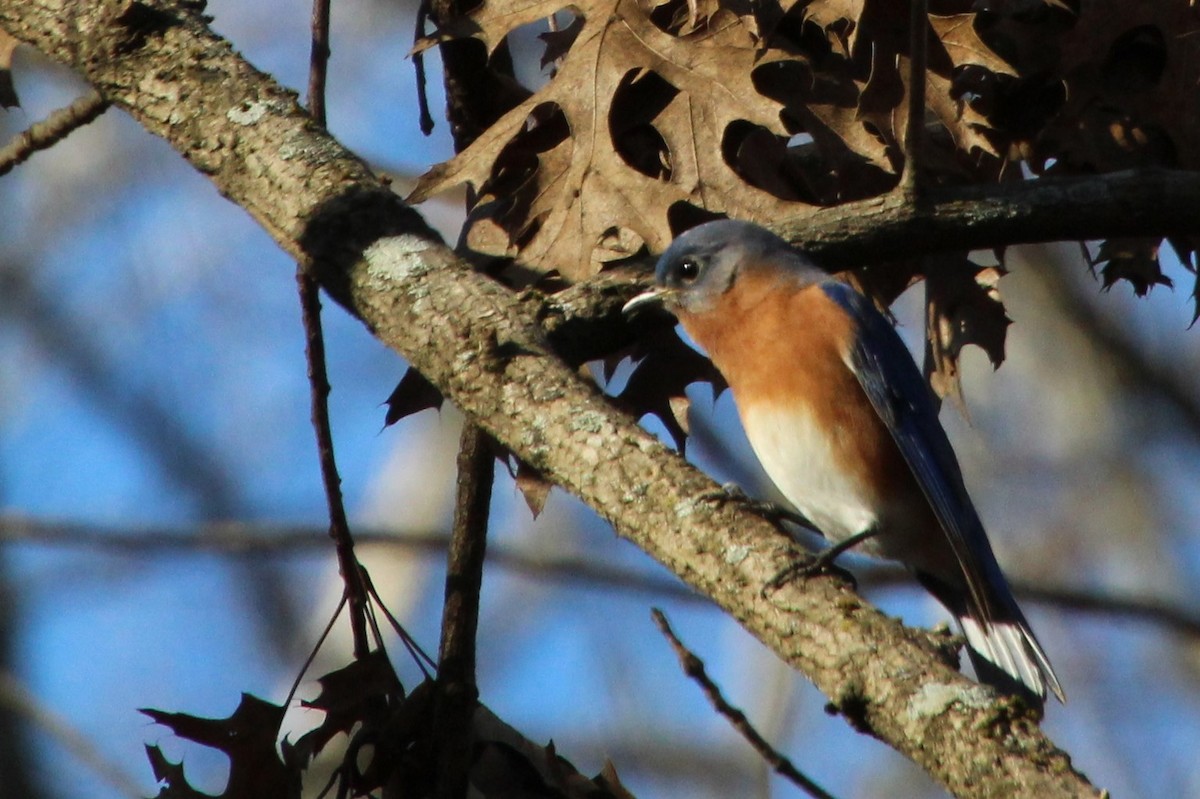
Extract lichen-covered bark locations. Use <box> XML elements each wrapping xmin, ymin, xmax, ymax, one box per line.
<box><xmin>0</xmin><ymin>2</ymin><xmax>1101</xmax><ymax>796</ymax></box>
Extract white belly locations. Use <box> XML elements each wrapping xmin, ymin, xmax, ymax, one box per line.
<box><xmin>741</xmin><ymin>402</ymin><xmax>879</xmax><ymax>543</ymax></box>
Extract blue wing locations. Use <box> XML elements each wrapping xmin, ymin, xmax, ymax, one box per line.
<box><xmin>820</xmin><ymin>281</ymin><xmax>1010</xmax><ymax>618</ymax></box>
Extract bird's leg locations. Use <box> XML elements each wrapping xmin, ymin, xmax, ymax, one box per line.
<box><xmin>762</xmin><ymin>528</ymin><xmax>878</xmax><ymax>596</ymax></box>
<box><xmin>701</xmin><ymin>482</ymin><xmax>813</xmax><ymax>529</ymax></box>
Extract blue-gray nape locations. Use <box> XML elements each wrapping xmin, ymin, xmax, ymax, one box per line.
<box><xmin>655</xmin><ymin>219</ymin><xmax>827</xmax><ymax>292</ymax></box>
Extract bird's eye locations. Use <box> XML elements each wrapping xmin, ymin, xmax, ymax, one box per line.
<box><xmin>677</xmin><ymin>258</ymin><xmax>701</xmax><ymax>282</ymax></box>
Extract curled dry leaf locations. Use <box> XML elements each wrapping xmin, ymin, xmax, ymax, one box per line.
<box><xmin>0</xmin><ymin>29</ymin><xmax>21</xmax><ymax>108</ymax></box>
<box><xmin>923</xmin><ymin>256</ymin><xmax>1010</xmax><ymax>410</ymax></box>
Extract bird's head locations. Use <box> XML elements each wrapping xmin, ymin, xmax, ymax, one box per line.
<box><xmin>622</xmin><ymin>219</ymin><xmax>824</xmax><ymax>319</ymax></box>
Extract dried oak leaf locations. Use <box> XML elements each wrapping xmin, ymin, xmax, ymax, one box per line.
<box><xmin>383</xmin><ymin>366</ymin><xmax>445</xmax><ymax>427</ymax></box>
<box><xmin>801</xmin><ymin>0</ymin><xmax>868</xmax><ymax>58</ymax></box>
<box><xmin>613</xmin><ymin>324</ymin><xmax>725</xmax><ymax>451</ymax></box>
<box><xmin>1088</xmin><ymin>238</ymin><xmax>1170</xmax><ymax>296</ymax></box>
<box><xmin>798</xmin><ymin>6</ymin><xmax>1017</xmax><ymax>170</ymax></box>
<box><xmin>409</xmin><ymin>0</ymin><xmax>799</xmax><ymax>280</ymax></box>
<box><xmin>0</xmin><ymin>29</ymin><xmax>20</xmax><ymax>108</ymax></box>
<box><xmin>923</xmin><ymin>256</ymin><xmax>1010</xmax><ymax>410</ymax></box>
<box><xmin>1035</xmin><ymin>3</ymin><xmax>1200</xmax><ymax>172</ymax></box>
<box><xmin>290</xmin><ymin>648</ymin><xmax>406</xmax><ymax>765</ymax></box>
<box><xmin>144</xmin><ymin>745</ymin><xmax>210</xmax><ymax>799</ymax></box>
<box><xmin>514</xmin><ymin>457</ymin><xmax>553</xmax><ymax>518</ymax></box>
<box><xmin>142</xmin><ymin>694</ymin><xmax>298</xmax><ymax>799</ymax></box>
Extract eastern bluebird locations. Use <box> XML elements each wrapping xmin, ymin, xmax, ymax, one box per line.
<box><xmin>623</xmin><ymin>219</ymin><xmax>1064</xmax><ymax>703</ymax></box>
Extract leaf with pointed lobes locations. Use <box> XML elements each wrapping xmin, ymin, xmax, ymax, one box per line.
<box><xmin>1091</xmin><ymin>237</ymin><xmax>1171</xmax><ymax>296</ymax></box>
<box><xmin>615</xmin><ymin>325</ymin><xmax>726</xmax><ymax>452</ymax></box>
<box><xmin>923</xmin><ymin>255</ymin><xmax>1010</xmax><ymax>414</ymax></box>
<box><xmin>141</xmin><ymin>694</ymin><xmax>298</xmax><ymax>799</ymax></box>
<box><xmin>290</xmin><ymin>648</ymin><xmax>406</xmax><ymax>765</ymax></box>
<box><xmin>384</xmin><ymin>366</ymin><xmax>444</xmax><ymax>427</ymax></box>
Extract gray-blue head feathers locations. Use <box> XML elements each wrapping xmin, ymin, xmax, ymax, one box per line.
<box><xmin>623</xmin><ymin>219</ymin><xmax>826</xmax><ymax>317</ymax></box>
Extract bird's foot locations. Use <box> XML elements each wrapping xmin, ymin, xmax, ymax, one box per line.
<box><xmin>761</xmin><ymin>529</ymin><xmax>878</xmax><ymax>596</ymax></box>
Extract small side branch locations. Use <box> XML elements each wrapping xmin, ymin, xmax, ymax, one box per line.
<box><xmin>299</xmin><ymin>0</ymin><xmax>373</xmax><ymax>659</ymax></box>
<box><xmin>434</xmin><ymin>424</ymin><xmax>495</xmax><ymax>799</ymax></box>
<box><xmin>652</xmin><ymin>609</ymin><xmax>839</xmax><ymax>799</ymax></box>
<box><xmin>899</xmin><ymin>0</ymin><xmax>928</xmax><ymax>198</ymax></box>
<box><xmin>0</xmin><ymin>89</ymin><xmax>108</xmax><ymax>177</ymax></box>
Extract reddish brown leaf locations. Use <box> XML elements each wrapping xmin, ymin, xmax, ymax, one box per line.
<box><xmin>0</xmin><ymin>29</ymin><xmax>20</xmax><ymax>109</ymax></box>
<box><xmin>615</xmin><ymin>325</ymin><xmax>725</xmax><ymax>451</ymax></box>
<box><xmin>514</xmin><ymin>458</ymin><xmax>553</xmax><ymax>517</ymax></box>
<box><xmin>923</xmin><ymin>256</ymin><xmax>1010</xmax><ymax>409</ymax></box>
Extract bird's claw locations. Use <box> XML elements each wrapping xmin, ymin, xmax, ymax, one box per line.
<box><xmin>761</xmin><ymin>554</ymin><xmax>858</xmax><ymax>597</ymax></box>
<box><xmin>760</xmin><ymin>528</ymin><xmax>878</xmax><ymax>596</ymax></box>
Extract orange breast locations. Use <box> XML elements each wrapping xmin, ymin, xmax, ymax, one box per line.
<box><xmin>678</xmin><ymin>280</ymin><xmax>920</xmax><ymax>540</ymax></box>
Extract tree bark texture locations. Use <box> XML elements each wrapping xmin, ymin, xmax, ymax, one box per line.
<box><xmin>0</xmin><ymin>2</ymin><xmax>1117</xmax><ymax>797</ymax></box>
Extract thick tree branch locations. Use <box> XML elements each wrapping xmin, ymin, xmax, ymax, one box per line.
<box><xmin>781</xmin><ymin>167</ymin><xmax>1200</xmax><ymax>269</ymax></box>
<box><xmin>0</xmin><ymin>3</ymin><xmax>1102</xmax><ymax>796</ymax></box>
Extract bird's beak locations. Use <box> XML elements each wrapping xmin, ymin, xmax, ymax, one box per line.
<box><xmin>622</xmin><ymin>287</ymin><xmax>674</xmax><ymax>318</ymax></box>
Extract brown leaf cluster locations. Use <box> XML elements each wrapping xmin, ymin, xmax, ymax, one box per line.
<box><xmin>985</xmin><ymin>1</ymin><xmax>1200</xmax><ymax>314</ymax></box>
<box><xmin>410</xmin><ymin>0</ymin><xmax>1018</xmax><ymax>281</ymax></box>
<box><xmin>402</xmin><ymin>0</ymin><xmax>1200</xmax><ymax>441</ymax></box>
<box><xmin>142</xmin><ymin>651</ymin><xmax>637</xmax><ymax>798</ymax></box>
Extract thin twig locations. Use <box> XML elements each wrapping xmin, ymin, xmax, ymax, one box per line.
<box><xmin>363</xmin><ymin>569</ymin><xmax>438</xmax><ymax>677</ymax></box>
<box><xmin>302</xmin><ymin>0</ymin><xmax>371</xmax><ymax>660</ymax></box>
<box><xmin>0</xmin><ymin>88</ymin><xmax>108</xmax><ymax>177</ymax></box>
<box><xmin>307</xmin><ymin>0</ymin><xmax>331</xmax><ymax>128</ymax></box>
<box><xmin>295</xmin><ymin>275</ymin><xmax>371</xmax><ymax>658</ymax></box>
<box><xmin>4</xmin><ymin>514</ymin><xmax>1200</xmax><ymax>640</ymax></box>
<box><xmin>435</xmin><ymin>424</ymin><xmax>495</xmax><ymax>799</ymax></box>
<box><xmin>284</xmin><ymin>592</ymin><xmax>348</xmax><ymax>715</ymax></box>
<box><xmin>651</xmin><ymin>609</ymin><xmax>840</xmax><ymax>799</ymax></box>
<box><xmin>413</xmin><ymin>1</ymin><xmax>435</xmax><ymax>135</ymax></box>
<box><xmin>899</xmin><ymin>0</ymin><xmax>928</xmax><ymax>198</ymax></box>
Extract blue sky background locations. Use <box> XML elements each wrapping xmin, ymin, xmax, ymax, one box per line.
<box><xmin>2</xmin><ymin>1</ymin><xmax>1200</xmax><ymax>797</ymax></box>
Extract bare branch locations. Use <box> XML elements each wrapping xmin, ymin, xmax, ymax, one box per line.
<box><xmin>778</xmin><ymin>168</ymin><xmax>1200</xmax><ymax>269</ymax></box>
<box><xmin>0</xmin><ymin>88</ymin><xmax>108</xmax><ymax>177</ymax></box>
<box><xmin>436</xmin><ymin>426</ymin><xmax>494</xmax><ymax>799</ymax></box>
<box><xmin>652</xmin><ymin>609</ymin><xmax>838</xmax><ymax>799</ymax></box>
<box><xmin>299</xmin><ymin>0</ymin><xmax>371</xmax><ymax>658</ymax></box>
<box><xmin>7</xmin><ymin>514</ymin><xmax>1195</xmax><ymax>641</ymax></box>
<box><xmin>899</xmin><ymin>0</ymin><xmax>928</xmax><ymax>198</ymax></box>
